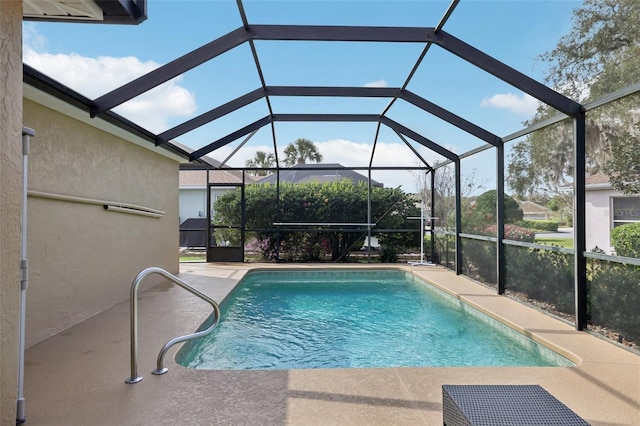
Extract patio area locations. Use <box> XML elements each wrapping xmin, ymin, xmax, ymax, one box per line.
<box><xmin>24</xmin><ymin>263</ymin><xmax>639</xmax><ymax>425</ymax></box>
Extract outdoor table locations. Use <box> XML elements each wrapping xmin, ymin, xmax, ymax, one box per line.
<box><xmin>442</xmin><ymin>384</ymin><xmax>590</xmax><ymax>425</ymax></box>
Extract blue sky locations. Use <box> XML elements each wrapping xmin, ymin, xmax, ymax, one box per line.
<box><xmin>23</xmin><ymin>0</ymin><xmax>582</xmax><ymax>193</ymax></box>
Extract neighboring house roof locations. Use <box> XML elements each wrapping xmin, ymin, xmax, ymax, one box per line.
<box><xmin>559</xmin><ymin>173</ymin><xmax>616</xmax><ymax>192</ymax></box>
<box><xmin>519</xmin><ymin>200</ymin><xmax>551</xmax><ymax>215</ymax></box>
<box><xmin>256</xmin><ymin>163</ymin><xmax>383</xmax><ymax>187</ymax></box>
<box><xmin>175</xmin><ymin>141</ymin><xmax>256</xmax><ymax>186</ymax></box>
<box><xmin>179</xmin><ymin>169</ymin><xmax>249</xmax><ymax>186</ymax></box>
<box><xmin>585</xmin><ymin>172</ymin><xmax>613</xmax><ymax>190</ymax></box>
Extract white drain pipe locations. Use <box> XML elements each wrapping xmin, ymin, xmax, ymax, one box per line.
<box><xmin>17</xmin><ymin>127</ymin><xmax>34</xmax><ymax>424</ymax></box>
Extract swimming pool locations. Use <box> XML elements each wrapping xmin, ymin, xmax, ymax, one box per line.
<box><xmin>176</xmin><ymin>269</ymin><xmax>574</xmax><ymax>370</ymax></box>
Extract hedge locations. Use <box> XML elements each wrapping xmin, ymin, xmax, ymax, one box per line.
<box><xmin>214</xmin><ymin>181</ymin><xmax>420</xmax><ymax>261</ymax></box>
<box><xmin>466</xmin><ymin>242</ymin><xmax>639</xmax><ymax>342</ymax></box>
<box><xmin>516</xmin><ymin>219</ymin><xmax>559</xmax><ymax>232</ymax></box>
<box><xmin>588</xmin><ymin>259</ymin><xmax>640</xmax><ymax>341</ymax></box>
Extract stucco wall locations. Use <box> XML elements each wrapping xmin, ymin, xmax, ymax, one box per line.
<box><xmin>585</xmin><ymin>189</ymin><xmax>614</xmax><ymax>253</ymax></box>
<box><xmin>23</xmin><ymin>98</ymin><xmax>180</xmax><ymax>347</ymax></box>
<box><xmin>0</xmin><ymin>1</ymin><xmax>23</xmax><ymax>423</ymax></box>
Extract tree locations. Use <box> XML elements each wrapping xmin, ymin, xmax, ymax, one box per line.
<box><xmin>540</xmin><ymin>0</ymin><xmax>639</xmax><ymax>101</ymax></box>
<box><xmin>283</xmin><ymin>138</ymin><xmax>323</xmax><ymax>167</ymax></box>
<box><xmin>245</xmin><ymin>151</ymin><xmax>275</xmax><ymax>176</ymax></box>
<box><xmin>413</xmin><ymin>162</ymin><xmax>487</xmax><ymax>232</ymax></box>
<box><xmin>507</xmin><ymin>0</ymin><xmax>640</xmax><ymax>196</ymax></box>
<box><xmin>604</xmin><ymin>130</ymin><xmax>640</xmax><ymax>194</ymax></box>
<box><xmin>470</xmin><ymin>190</ymin><xmax>523</xmax><ymax>229</ymax></box>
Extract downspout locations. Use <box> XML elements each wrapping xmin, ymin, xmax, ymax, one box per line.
<box><xmin>574</xmin><ymin>111</ymin><xmax>587</xmax><ymax>330</ymax></box>
<box><xmin>17</xmin><ymin>127</ymin><xmax>35</xmax><ymax>424</ymax></box>
<box><xmin>367</xmin><ymin>169</ymin><xmax>372</xmax><ymax>263</ymax></box>
<box><xmin>205</xmin><ymin>168</ymin><xmax>211</xmax><ymax>262</ymax></box>
<box><xmin>241</xmin><ymin>170</ymin><xmax>246</xmax><ymax>262</ymax></box>
<box><xmin>496</xmin><ymin>144</ymin><xmax>505</xmax><ymax>294</ymax></box>
<box><xmin>430</xmin><ymin>169</ymin><xmax>436</xmax><ymax>264</ymax></box>
<box><xmin>275</xmin><ymin>169</ymin><xmax>281</xmax><ymax>261</ymax></box>
<box><xmin>454</xmin><ymin>158</ymin><xmax>462</xmax><ymax>275</ymax></box>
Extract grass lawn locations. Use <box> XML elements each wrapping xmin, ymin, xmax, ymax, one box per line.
<box><xmin>179</xmin><ymin>255</ymin><xmax>206</xmax><ymax>262</ymax></box>
<box><xmin>534</xmin><ymin>237</ymin><xmax>574</xmax><ymax>249</ymax></box>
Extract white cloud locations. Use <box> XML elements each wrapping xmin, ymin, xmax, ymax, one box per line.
<box><xmin>480</xmin><ymin>92</ymin><xmax>538</xmax><ymax>116</ymax></box>
<box><xmin>23</xmin><ymin>32</ymin><xmax>196</xmax><ymax>133</ymax></box>
<box><xmin>23</xmin><ymin>23</ymin><xmax>48</xmax><ymax>52</ymax></box>
<box><xmin>316</xmin><ymin>139</ymin><xmax>426</xmax><ymax>168</ymax></box>
<box><xmin>363</xmin><ymin>79</ymin><xmax>388</xmax><ymax>88</ymax></box>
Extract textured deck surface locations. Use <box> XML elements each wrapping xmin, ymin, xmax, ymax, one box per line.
<box><xmin>24</xmin><ymin>263</ymin><xmax>639</xmax><ymax>425</ymax></box>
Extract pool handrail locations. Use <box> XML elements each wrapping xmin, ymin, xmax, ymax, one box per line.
<box><xmin>125</xmin><ymin>267</ymin><xmax>220</xmax><ymax>384</ymax></box>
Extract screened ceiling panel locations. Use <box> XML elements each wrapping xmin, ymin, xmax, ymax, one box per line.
<box><xmin>255</xmin><ymin>41</ymin><xmax>425</xmax><ymax>87</ymax></box>
<box><xmin>176</xmin><ymin>98</ymin><xmax>271</xmax><ymax>152</ymax></box>
<box><xmin>268</xmin><ymin>96</ymin><xmax>391</xmax><ymax>116</ymax></box>
<box><xmin>406</xmin><ymin>46</ymin><xmax>554</xmax><ymax>138</ymax></box>
<box><xmin>162</xmin><ymin>43</ymin><xmax>265</xmax><ymax>122</ymax></box>
<box><xmin>443</xmin><ymin>0</ymin><xmax>577</xmax><ymax>82</ymax></box>
<box><xmin>23</xmin><ymin>0</ymin><xmax>588</xmax><ymax>182</ymax></box>
<box><xmin>370</xmin><ymin>126</ymin><xmax>433</xmax><ymax>168</ymax></box>
<box><xmin>208</xmin><ymin>125</ymin><xmax>276</xmax><ymax>169</ymax></box>
<box><xmin>385</xmin><ymin>98</ymin><xmax>490</xmax><ymax>155</ymax></box>
<box><xmin>241</xmin><ymin>1</ymin><xmax>450</xmax><ymax>27</ymax></box>
<box><xmin>271</xmin><ymin>121</ymin><xmax>381</xmax><ymax>166</ymax></box>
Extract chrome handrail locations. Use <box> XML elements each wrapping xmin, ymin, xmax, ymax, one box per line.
<box><xmin>125</xmin><ymin>267</ymin><xmax>220</xmax><ymax>384</ymax></box>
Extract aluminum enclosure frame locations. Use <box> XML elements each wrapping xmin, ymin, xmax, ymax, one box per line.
<box><xmin>78</xmin><ymin>0</ymin><xmax>592</xmax><ymax>330</ymax></box>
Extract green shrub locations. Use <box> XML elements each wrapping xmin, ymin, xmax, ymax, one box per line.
<box><xmin>611</xmin><ymin>222</ymin><xmax>640</xmax><ymax>258</ymax></box>
<box><xmin>517</xmin><ymin>219</ymin><xmax>559</xmax><ymax>232</ymax></box>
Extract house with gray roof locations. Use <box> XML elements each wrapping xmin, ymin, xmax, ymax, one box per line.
<box><xmin>179</xmin><ymin>155</ymin><xmax>255</xmax><ymax>224</ymax></box>
<box><xmin>256</xmin><ymin>163</ymin><xmax>383</xmax><ymax>187</ymax></box>
<box><xmin>519</xmin><ymin>200</ymin><xmax>552</xmax><ymax>220</ymax></box>
<box><xmin>585</xmin><ymin>173</ymin><xmax>640</xmax><ymax>254</ymax></box>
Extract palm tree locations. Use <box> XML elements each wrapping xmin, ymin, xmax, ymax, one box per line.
<box><xmin>283</xmin><ymin>138</ymin><xmax>323</xmax><ymax>167</ymax></box>
<box><xmin>245</xmin><ymin>151</ymin><xmax>275</xmax><ymax>176</ymax></box>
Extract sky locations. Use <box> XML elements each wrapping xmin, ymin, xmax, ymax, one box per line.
<box><xmin>22</xmin><ymin>0</ymin><xmax>583</xmax><ymax>193</ymax></box>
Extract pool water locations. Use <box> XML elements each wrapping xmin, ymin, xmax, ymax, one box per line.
<box><xmin>176</xmin><ymin>270</ymin><xmax>573</xmax><ymax>370</ymax></box>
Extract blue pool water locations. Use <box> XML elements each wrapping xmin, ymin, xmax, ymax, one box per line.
<box><xmin>176</xmin><ymin>270</ymin><xmax>574</xmax><ymax>370</ymax></box>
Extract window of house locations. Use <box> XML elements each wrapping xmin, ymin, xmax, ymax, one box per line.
<box><xmin>611</xmin><ymin>196</ymin><xmax>640</xmax><ymax>228</ymax></box>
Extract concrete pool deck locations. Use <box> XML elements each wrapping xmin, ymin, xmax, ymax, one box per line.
<box><xmin>24</xmin><ymin>263</ymin><xmax>639</xmax><ymax>425</ymax></box>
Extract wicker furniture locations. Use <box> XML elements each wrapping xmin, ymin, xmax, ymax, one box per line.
<box><xmin>442</xmin><ymin>385</ymin><xmax>589</xmax><ymax>425</ymax></box>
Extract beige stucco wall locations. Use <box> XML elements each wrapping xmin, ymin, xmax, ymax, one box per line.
<box><xmin>23</xmin><ymin>97</ymin><xmax>180</xmax><ymax>347</ymax></box>
<box><xmin>0</xmin><ymin>1</ymin><xmax>23</xmax><ymax>423</ymax></box>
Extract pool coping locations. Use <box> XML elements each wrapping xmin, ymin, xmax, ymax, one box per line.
<box><xmin>23</xmin><ymin>263</ymin><xmax>640</xmax><ymax>425</ymax></box>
